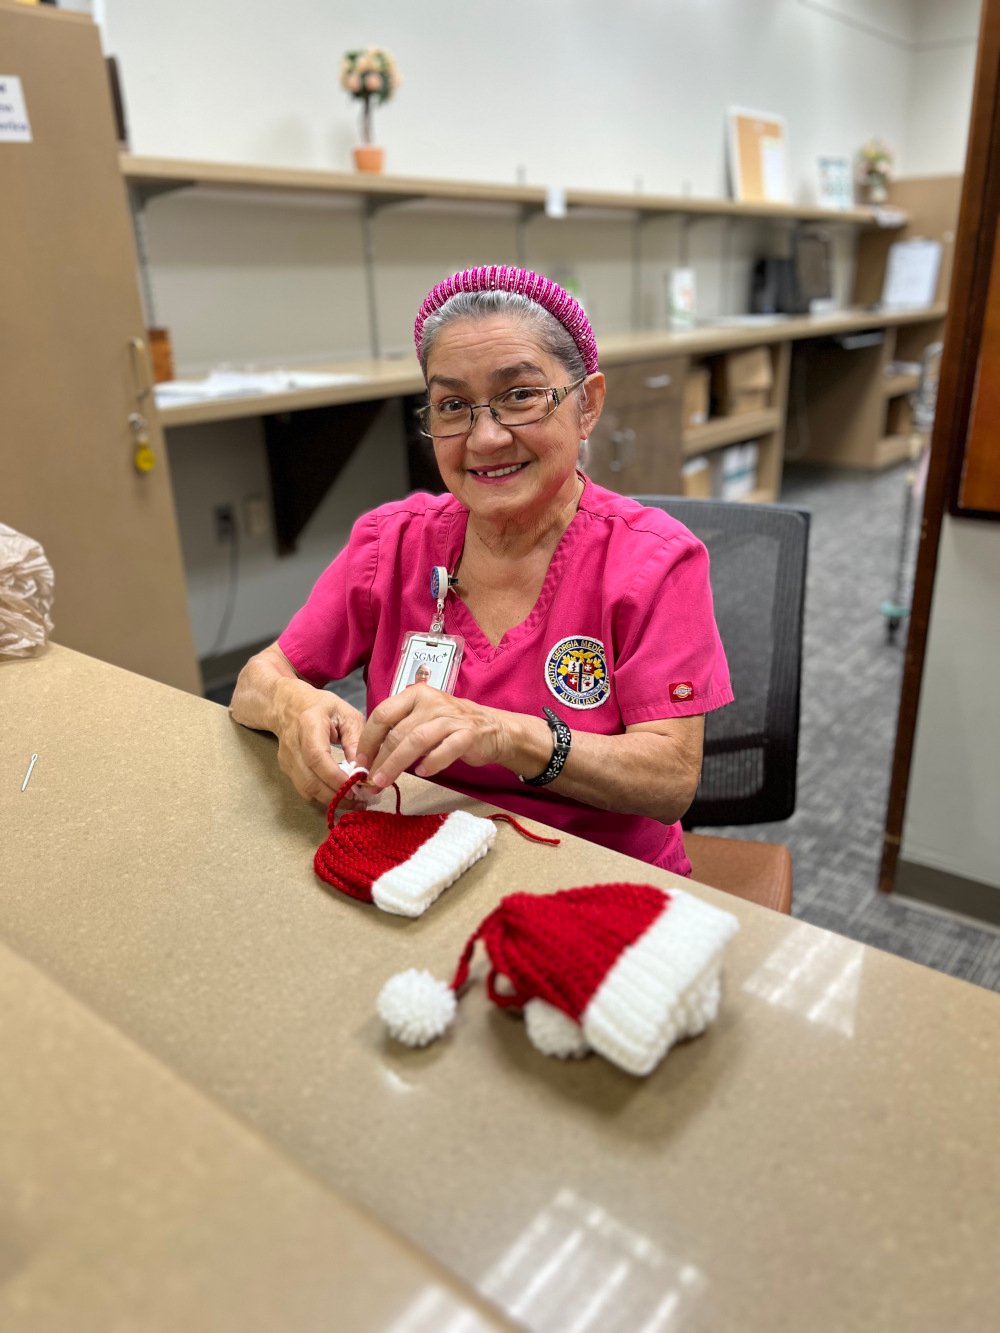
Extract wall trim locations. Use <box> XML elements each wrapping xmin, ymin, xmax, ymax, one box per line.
<box><xmin>896</xmin><ymin>858</ymin><xmax>1000</xmax><ymax>928</ymax></box>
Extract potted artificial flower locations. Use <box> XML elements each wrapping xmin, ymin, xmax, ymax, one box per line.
<box><xmin>341</xmin><ymin>47</ymin><xmax>400</xmax><ymax>173</ymax></box>
<box><xmin>856</xmin><ymin>139</ymin><xmax>894</xmax><ymax>205</ymax></box>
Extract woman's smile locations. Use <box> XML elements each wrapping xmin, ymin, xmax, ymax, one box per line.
<box><xmin>467</xmin><ymin>460</ymin><xmax>531</xmax><ymax>482</ymax></box>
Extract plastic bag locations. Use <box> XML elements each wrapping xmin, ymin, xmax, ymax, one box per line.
<box><xmin>0</xmin><ymin>523</ymin><xmax>55</xmax><ymax>657</ymax></box>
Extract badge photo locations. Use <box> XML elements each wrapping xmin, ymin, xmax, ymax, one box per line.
<box><xmin>391</xmin><ymin>631</ymin><xmax>464</xmax><ymax>697</ymax></box>
<box><xmin>544</xmin><ymin>636</ymin><xmax>611</xmax><ymax>710</ymax></box>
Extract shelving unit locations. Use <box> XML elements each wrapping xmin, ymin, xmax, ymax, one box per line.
<box><xmin>121</xmin><ymin>152</ymin><xmax>905</xmax><ymax>359</ymax></box>
<box><xmin>121</xmin><ymin>153</ymin><xmax>895</xmax><ymax>225</ymax></box>
<box><xmin>121</xmin><ymin>154</ymin><xmax>955</xmax><ymax>518</ymax></box>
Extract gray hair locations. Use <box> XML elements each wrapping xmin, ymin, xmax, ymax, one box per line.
<box><xmin>417</xmin><ymin>290</ymin><xmax>586</xmax><ymax>382</ymax></box>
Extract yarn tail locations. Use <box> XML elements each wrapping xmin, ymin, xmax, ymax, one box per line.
<box><xmin>489</xmin><ymin>813</ymin><xmax>560</xmax><ymax>845</ymax></box>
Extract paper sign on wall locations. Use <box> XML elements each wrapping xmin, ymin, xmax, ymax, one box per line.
<box><xmin>0</xmin><ymin>76</ymin><xmax>32</xmax><ymax>143</ymax></box>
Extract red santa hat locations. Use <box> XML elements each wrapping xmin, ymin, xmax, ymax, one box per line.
<box><xmin>377</xmin><ymin>882</ymin><xmax>739</xmax><ymax>1076</ymax></box>
<box><xmin>314</xmin><ymin>773</ymin><xmax>497</xmax><ymax>918</ymax></box>
<box><xmin>315</xmin><ymin>771</ymin><xmax>558</xmax><ymax>918</ymax></box>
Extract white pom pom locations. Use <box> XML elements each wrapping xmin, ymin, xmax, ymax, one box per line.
<box><xmin>377</xmin><ymin>969</ymin><xmax>457</xmax><ymax>1047</ymax></box>
<box><xmin>524</xmin><ymin>999</ymin><xmax>590</xmax><ymax>1060</ymax></box>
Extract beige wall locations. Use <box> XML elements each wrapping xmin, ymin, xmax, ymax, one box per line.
<box><xmin>902</xmin><ymin>517</ymin><xmax>1000</xmax><ymax>891</ymax></box>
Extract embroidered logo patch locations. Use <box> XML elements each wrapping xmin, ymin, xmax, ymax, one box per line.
<box><xmin>670</xmin><ymin>681</ymin><xmax>694</xmax><ymax>702</ymax></box>
<box><xmin>545</xmin><ymin>636</ymin><xmax>611</xmax><ymax>709</ymax></box>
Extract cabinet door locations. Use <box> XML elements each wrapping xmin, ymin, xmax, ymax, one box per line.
<box><xmin>1</xmin><ymin>7</ymin><xmax>200</xmax><ymax>692</ymax></box>
<box><xmin>586</xmin><ymin>402</ymin><xmax>684</xmax><ymax>495</ymax></box>
<box><xmin>587</xmin><ymin>359</ymin><xmax>684</xmax><ymax>495</ymax></box>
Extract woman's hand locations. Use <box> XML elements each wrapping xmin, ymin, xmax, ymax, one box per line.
<box><xmin>229</xmin><ymin>642</ymin><xmax>367</xmax><ymax>807</ymax></box>
<box><xmin>272</xmin><ymin>678</ymin><xmax>366</xmax><ymax>805</ymax></box>
<box><xmin>355</xmin><ymin>685</ymin><xmax>515</xmax><ymax>790</ymax></box>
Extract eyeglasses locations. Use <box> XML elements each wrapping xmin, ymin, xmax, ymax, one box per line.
<box><xmin>415</xmin><ymin>377</ymin><xmax>587</xmax><ymax>439</ymax></box>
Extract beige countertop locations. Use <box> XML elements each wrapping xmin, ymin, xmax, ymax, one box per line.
<box><xmin>155</xmin><ymin>305</ymin><xmax>946</xmax><ymax>428</ymax></box>
<box><xmin>3</xmin><ymin>645</ymin><xmax>999</xmax><ymax>1332</ymax></box>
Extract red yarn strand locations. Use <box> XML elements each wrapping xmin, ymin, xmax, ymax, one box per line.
<box><xmin>489</xmin><ymin>813</ymin><xmax>560</xmax><ymax>845</ymax></box>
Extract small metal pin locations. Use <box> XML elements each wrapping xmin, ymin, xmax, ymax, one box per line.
<box><xmin>21</xmin><ymin>754</ymin><xmax>38</xmax><ymax>792</ymax></box>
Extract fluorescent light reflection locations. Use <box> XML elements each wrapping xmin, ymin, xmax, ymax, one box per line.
<box><xmin>741</xmin><ymin>923</ymin><xmax>865</xmax><ymax>1038</ymax></box>
<box><xmin>382</xmin><ymin>1282</ymin><xmax>499</xmax><ymax>1333</ymax></box>
<box><xmin>480</xmin><ymin>1188</ymin><xmax>705</xmax><ymax>1332</ymax></box>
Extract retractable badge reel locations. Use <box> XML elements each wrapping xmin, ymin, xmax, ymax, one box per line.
<box><xmin>390</xmin><ymin>565</ymin><xmax>465</xmax><ymax>696</ymax></box>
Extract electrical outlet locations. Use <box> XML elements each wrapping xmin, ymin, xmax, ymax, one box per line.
<box><xmin>213</xmin><ymin>503</ymin><xmax>236</xmax><ymax>543</ymax></box>
<box><xmin>243</xmin><ymin>494</ymin><xmax>270</xmax><ymax>539</ymax></box>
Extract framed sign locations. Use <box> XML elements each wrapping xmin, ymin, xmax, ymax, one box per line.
<box><xmin>817</xmin><ymin>155</ymin><xmax>854</xmax><ymax>211</ymax></box>
<box><xmin>727</xmin><ymin>107</ymin><xmax>789</xmax><ymax>203</ymax></box>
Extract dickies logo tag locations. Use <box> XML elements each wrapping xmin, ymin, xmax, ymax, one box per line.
<box><xmin>670</xmin><ymin>681</ymin><xmax>694</xmax><ymax>702</ymax></box>
<box><xmin>545</xmin><ymin>636</ymin><xmax>611</xmax><ymax>709</ymax></box>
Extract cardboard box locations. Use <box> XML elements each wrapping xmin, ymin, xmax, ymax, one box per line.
<box><xmin>681</xmin><ymin>456</ymin><xmax>715</xmax><ymax>498</ymax></box>
<box><xmin>712</xmin><ymin>347</ymin><xmax>773</xmax><ymax>416</ymax></box>
<box><xmin>682</xmin><ymin>366</ymin><xmax>711</xmax><ymax>429</ymax></box>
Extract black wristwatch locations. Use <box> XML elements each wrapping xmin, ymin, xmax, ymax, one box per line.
<box><xmin>519</xmin><ymin>707</ymin><xmax>572</xmax><ymax>787</ymax></box>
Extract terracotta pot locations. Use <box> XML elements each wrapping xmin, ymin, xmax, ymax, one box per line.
<box><xmin>352</xmin><ymin>145</ymin><xmax>385</xmax><ymax>174</ymax></box>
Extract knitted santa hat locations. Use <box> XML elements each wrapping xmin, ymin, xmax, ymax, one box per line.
<box><xmin>377</xmin><ymin>883</ymin><xmax>739</xmax><ymax>1076</ymax></box>
<box><xmin>315</xmin><ymin>771</ymin><xmax>557</xmax><ymax>918</ymax></box>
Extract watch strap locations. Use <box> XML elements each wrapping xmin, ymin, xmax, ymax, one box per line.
<box><xmin>519</xmin><ymin>707</ymin><xmax>572</xmax><ymax>787</ymax></box>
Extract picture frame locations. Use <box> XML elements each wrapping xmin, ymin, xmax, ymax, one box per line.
<box><xmin>726</xmin><ymin>107</ymin><xmax>790</xmax><ymax>204</ymax></box>
<box><xmin>817</xmin><ymin>155</ymin><xmax>854</xmax><ymax>211</ymax></box>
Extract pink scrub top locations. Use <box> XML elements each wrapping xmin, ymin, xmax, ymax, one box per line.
<box><xmin>278</xmin><ymin>477</ymin><xmax>733</xmax><ymax>876</ymax></box>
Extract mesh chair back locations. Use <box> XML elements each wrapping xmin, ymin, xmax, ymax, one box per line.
<box><xmin>631</xmin><ymin>497</ymin><xmax>810</xmax><ymax>826</ymax></box>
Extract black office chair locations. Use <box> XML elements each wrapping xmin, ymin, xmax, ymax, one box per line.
<box><xmin>631</xmin><ymin>496</ymin><xmax>810</xmax><ymax>913</ymax></box>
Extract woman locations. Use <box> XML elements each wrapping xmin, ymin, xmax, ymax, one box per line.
<box><xmin>230</xmin><ymin>266</ymin><xmax>732</xmax><ymax>876</ymax></box>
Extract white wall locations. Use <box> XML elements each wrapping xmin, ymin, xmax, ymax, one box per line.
<box><xmin>106</xmin><ymin>0</ymin><xmax>921</xmax><ymax>194</ymax></box>
<box><xmin>98</xmin><ymin>0</ymin><xmax>978</xmax><ymax>658</ymax></box>
<box><xmin>906</xmin><ymin>0</ymin><xmax>981</xmax><ymax>176</ymax></box>
<box><xmin>902</xmin><ymin>521</ymin><xmax>1000</xmax><ymax>892</ymax></box>
<box><xmin>898</xmin><ymin>0</ymin><xmax>999</xmax><ymax>899</ymax></box>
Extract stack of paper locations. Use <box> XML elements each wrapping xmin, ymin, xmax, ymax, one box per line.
<box><xmin>154</xmin><ymin>369</ymin><xmax>363</xmax><ymax>408</ymax></box>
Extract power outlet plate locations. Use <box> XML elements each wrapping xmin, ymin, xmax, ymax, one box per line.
<box><xmin>213</xmin><ymin>504</ymin><xmax>236</xmax><ymax>543</ymax></box>
<box><xmin>243</xmin><ymin>494</ymin><xmax>270</xmax><ymax>539</ymax></box>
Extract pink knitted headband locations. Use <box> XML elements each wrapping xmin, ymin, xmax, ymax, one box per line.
<box><xmin>414</xmin><ymin>265</ymin><xmax>599</xmax><ymax>375</ymax></box>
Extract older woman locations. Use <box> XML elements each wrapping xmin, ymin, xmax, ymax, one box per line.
<box><xmin>230</xmin><ymin>266</ymin><xmax>732</xmax><ymax>877</ymax></box>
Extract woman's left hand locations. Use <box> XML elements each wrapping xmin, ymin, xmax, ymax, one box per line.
<box><xmin>355</xmin><ymin>685</ymin><xmax>511</xmax><ymax>790</ymax></box>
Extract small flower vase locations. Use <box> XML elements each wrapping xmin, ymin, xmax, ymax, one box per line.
<box><xmin>352</xmin><ymin>144</ymin><xmax>385</xmax><ymax>173</ymax></box>
<box><xmin>866</xmin><ymin>177</ymin><xmax>888</xmax><ymax>205</ymax></box>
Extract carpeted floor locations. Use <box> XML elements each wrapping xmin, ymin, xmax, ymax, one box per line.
<box><xmin>209</xmin><ymin>462</ymin><xmax>1000</xmax><ymax>992</ymax></box>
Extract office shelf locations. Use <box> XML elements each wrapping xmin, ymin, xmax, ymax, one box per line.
<box><xmin>121</xmin><ymin>153</ymin><xmax>905</xmax><ymax>228</ymax></box>
<box><xmin>683</xmin><ymin>408</ymin><xmax>782</xmax><ymax>456</ymax></box>
<box><xmin>882</xmin><ymin>371</ymin><xmax>920</xmax><ymax>398</ymax></box>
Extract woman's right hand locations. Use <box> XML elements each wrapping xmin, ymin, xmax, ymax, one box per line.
<box><xmin>273</xmin><ymin>677</ymin><xmax>366</xmax><ymax>806</ymax></box>
<box><xmin>230</xmin><ymin>642</ymin><xmax>370</xmax><ymax>807</ymax></box>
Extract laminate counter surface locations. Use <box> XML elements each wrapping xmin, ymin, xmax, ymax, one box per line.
<box><xmin>3</xmin><ymin>646</ymin><xmax>998</xmax><ymax>1332</ymax></box>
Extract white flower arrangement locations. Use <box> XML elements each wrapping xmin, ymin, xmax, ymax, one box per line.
<box><xmin>340</xmin><ymin>47</ymin><xmax>401</xmax><ymax>145</ymax></box>
<box><xmin>856</xmin><ymin>139</ymin><xmax>894</xmax><ymax>188</ymax></box>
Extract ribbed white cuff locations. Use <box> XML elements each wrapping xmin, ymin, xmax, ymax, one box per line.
<box><xmin>582</xmin><ymin>890</ymin><xmax>739</xmax><ymax>1076</ymax></box>
<box><xmin>371</xmin><ymin>811</ymin><xmax>497</xmax><ymax>917</ymax></box>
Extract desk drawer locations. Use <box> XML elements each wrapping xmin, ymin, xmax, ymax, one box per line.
<box><xmin>603</xmin><ymin>357</ymin><xmax>686</xmax><ymax>408</ymax></box>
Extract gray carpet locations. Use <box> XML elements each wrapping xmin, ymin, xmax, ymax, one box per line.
<box><xmin>721</xmin><ymin>462</ymin><xmax>1000</xmax><ymax>992</ymax></box>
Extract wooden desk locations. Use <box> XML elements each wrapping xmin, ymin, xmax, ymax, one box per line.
<box><xmin>157</xmin><ymin>305</ymin><xmax>947</xmax><ymax>551</ymax></box>
<box><xmin>155</xmin><ymin>307</ymin><xmax>946</xmax><ymax>429</ymax></box>
<box><xmin>4</xmin><ymin>645</ymin><xmax>999</xmax><ymax>1332</ymax></box>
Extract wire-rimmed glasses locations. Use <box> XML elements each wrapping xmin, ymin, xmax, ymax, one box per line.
<box><xmin>415</xmin><ymin>377</ymin><xmax>586</xmax><ymax>439</ymax></box>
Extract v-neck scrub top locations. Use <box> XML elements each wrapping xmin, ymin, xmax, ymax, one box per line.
<box><xmin>278</xmin><ymin>478</ymin><xmax>733</xmax><ymax>877</ymax></box>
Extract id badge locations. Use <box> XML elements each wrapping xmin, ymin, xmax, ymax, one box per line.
<box><xmin>390</xmin><ymin>630</ymin><xmax>464</xmax><ymax>696</ymax></box>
